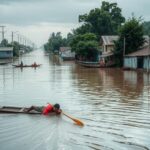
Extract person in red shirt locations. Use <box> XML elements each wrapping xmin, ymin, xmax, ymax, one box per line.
<box><xmin>26</xmin><ymin>103</ymin><xmax>62</xmax><ymax>115</ymax></box>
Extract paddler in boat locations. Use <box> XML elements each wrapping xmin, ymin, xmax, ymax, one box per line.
<box><xmin>26</xmin><ymin>103</ymin><xmax>62</xmax><ymax>115</ymax></box>
<box><xmin>20</xmin><ymin>61</ymin><xmax>23</xmax><ymax>67</ymax></box>
<box><xmin>32</xmin><ymin>62</ymin><xmax>37</xmax><ymax>67</ymax></box>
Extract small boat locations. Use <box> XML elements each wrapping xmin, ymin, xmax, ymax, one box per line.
<box><xmin>77</xmin><ymin>61</ymin><xmax>115</xmax><ymax>68</ymax></box>
<box><xmin>0</xmin><ymin>106</ymin><xmax>41</xmax><ymax>114</ymax></box>
<box><xmin>78</xmin><ymin>61</ymin><xmax>100</xmax><ymax>68</ymax></box>
<box><xmin>12</xmin><ymin>64</ymin><xmax>41</xmax><ymax>68</ymax></box>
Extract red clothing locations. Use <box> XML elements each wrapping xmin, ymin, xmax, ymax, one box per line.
<box><xmin>42</xmin><ymin>104</ymin><xmax>53</xmax><ymax>115</ymax></box>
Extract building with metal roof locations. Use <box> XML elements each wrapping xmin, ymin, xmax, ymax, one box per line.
<box><xmin>124</xmin><ymin>46</ymin><xmax>150</xmax><ymax>71</ymax></box>
<box><xmin>0</xmin><ymin>47</ymin><xmax>13</xmax><ymax>58</ymax></box>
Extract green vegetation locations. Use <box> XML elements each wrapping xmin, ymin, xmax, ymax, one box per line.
<box><xmin>0</xmin><ymin>39</ymin><xmax>33</xmax><ymax>57</ymax></box>
<box><xmin>44</xmin><ymin>32</ymin><xmax>71</xmax><ymax>53</ymax></box>
<box><xmin>44</xmin><ymin>1</ymin><xmax>150</xmax><ymax>66</ymax></box>
<box><xmin>0</xmin><ymin>39</ymin><xmax>9</xmax><ymax>47</ymax></box>
<box><xmin>78</xmin><ymin>1</ymin><xmax>125</xmax><ymax>37</ymax></box>
<box><xmin>11</xmin><ymin>41</ymin><xmax>20</xmax><ymax>56</ymax></box>
<box><xmin>143</xmin><ymin>21</ymin><xmax>150</xmax><ymax>35</ymax></box>
<box><xmin>114</xmin><ymin>17</ymin><xmax>145</xmax><ymax>66</ymax></box>
<box><xmin>69</xmin><ymin>1</ymin><xmax>125</xmax><ymax>62</ymax></box>
<box><xmin>71</xmin><ymin>33</ymin><xmax>99</xmax><ymax>61</ymax></box>
<box><xmin>44</xmin><ymin>1</ymin><xmax>125</xmax><ymax>61</ymax></box>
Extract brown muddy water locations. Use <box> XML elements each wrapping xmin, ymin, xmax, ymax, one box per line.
<box><xmin>0</xmin><ymin>50</ymin><xmax>150</xmax><ymax>150</ymax></box>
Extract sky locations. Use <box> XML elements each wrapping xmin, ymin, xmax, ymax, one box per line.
<box><xmin>0</xmin><ymin>0</ymin><xmax>150</xmax><ymax>47</ymax></box>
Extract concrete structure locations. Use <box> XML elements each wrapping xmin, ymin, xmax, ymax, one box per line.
<box><xmin>0</xmin><ymin>47</ymin><xmax>13</xmax><ymax>58</ymax></box>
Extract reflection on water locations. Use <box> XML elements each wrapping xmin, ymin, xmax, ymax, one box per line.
<box><xmin>0</xmin><ymin>58</ymin><xmax>13</xmax><ymax>65</ymax></box>
<box><xmin>0</xmin><ymin>50</ymin><xmax>150</xmax><ymax>150</ymax></box>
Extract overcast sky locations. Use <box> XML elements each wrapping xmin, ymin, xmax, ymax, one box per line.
<box><xmin>0</xmin><ymin>0</ymin><xmax>150</xmax><ymax>47</ymax></box>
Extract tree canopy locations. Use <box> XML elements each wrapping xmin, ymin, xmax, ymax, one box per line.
<box><xmin>68</xmin><ymin>1</ymin><xmax>125</xmax><ymax>61</ymax></box>
<box><xmin>114</xmin><ymin>16</ymin><xmax>145</xmax><ymax>66</ymax></box>
<box><xmin>78</xmin><ymin>1</ymin><xmax>125</xmax><ymax>37</ymax></box>
<box><xmin>143</xmin><ymin>21</ymin><xmax>150</xmax><ymax>35</ymax></box>
<box><xmin>0</xmin><ymin>39</ymin><xmax>9</xmax><ymax>47</ymax></box>
<box><xmin>70</xmin><ymin>33</ymin><xmax>99</xmax><ymax>61</ymax></box>
<box><xmin>44</xmin><ymin>32</ymin><xmax>70</xmax><ymax>52</ymax></box>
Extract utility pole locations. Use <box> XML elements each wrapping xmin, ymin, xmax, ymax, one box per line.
<box><xmin>0</xmin><ymin>25</ymin><xmax>6</xmax><ymax>41</ymax></box>
<box><xmin>17</xmin><ymin>34</ymin><xmax>20</xmax><ymax>43</ymax></box>
<box><xmin>12</xmin><ymin>32</ymin><xmax>14</xmax><ymax>43</ymax></box>
<box><xmin>12</xmin><ymin>31</ymin><xmax>19</xmax><ymax>43</ymax></box>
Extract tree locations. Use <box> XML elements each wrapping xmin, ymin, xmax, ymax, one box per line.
<box><xmin>66</xmin><ymin>33</ymin><xmax>74</xmax><ymax>45</ymax></box>
<box><xmin>12</xmin><ymin>41</ymin><xmax>20</xmax><ymax>56</ymax></box>
<box><xmin>70</xmin><ymin>33</ymin><xmax>99</xmax><ymax>61</ymax></box>
<box><xmin>73</xmin><ymin>24</ymin><xmax>92</xmax><ymax>35</ymax></box>
<box><xmin>143</xmin><ymin>21</ymin><xmax>150</xmax><ymax>35</ymax></box>
<box><xmin>114</xmin><ymin>16</ymin><xmax>145</xmax><ymax>66</ymax></box>
<box><xmin>79</xmin><ymin>1</ymin><xmax>125</xmax><ymax>38</ymax></box>
<box><xmin>0</xmin><ymin>39</ymin><xmax>9</xmax><ymax>47</ymax></box>
<box><xmin>44</xmin><ymin>32</ymin><xmax>68</xmax><ymax>53</ymax></box>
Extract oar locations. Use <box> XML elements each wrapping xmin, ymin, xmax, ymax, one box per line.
<box><xmin>62</xmin><ymin>111</ymin><xmax>84</xmax><ymax>126</ymax></box>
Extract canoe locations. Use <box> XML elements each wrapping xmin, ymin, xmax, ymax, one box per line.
<box><xmin>77</xmin><ymin>61</ymin><xmax>115</xmax><ymax>68</ymax></box>
<box><xmin>0</xmin><ymin>106</ymin><xmax>41</xmax><ymax>114</ymax></box>
<box><xmin>12</xmin><ymin>64</ymin><xmax>41</xmax><ymax>68</ymax></box>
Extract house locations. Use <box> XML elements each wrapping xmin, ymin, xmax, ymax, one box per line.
<box><xmin>99</xmin><ymin>36</ymin><xmax>119</xmax><ymax>66</ymax></box>
<box><xmin>59</xmin><ymin>47</ymin><xmax>75</xmax><ymax>61</ymax></box>
<box><xmin>124</xmin><ymin>46</ymin><xmax>150</xmax><ymax>71</ymax></box>
<box><xmin>0</xmin><ymin>47</ymin><xmax>13</xmax><ymax>58</ymax></box>
<box><xmin>101</xmin><ymin>35</ymin><xmax>119</xmax><ymax>54</ymax></box>
<box><xmin>101</xmin><ymin>35</ymin><xmax>149</xmax><ymax>55</ymax></box>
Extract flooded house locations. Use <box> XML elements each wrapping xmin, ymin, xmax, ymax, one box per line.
<box><xmin>124</xmin><ymin>35</ymin><xmax>150</xmax><ymax>71</ymax></box>
<box><xmin>99</xmin><ymin>35</ymin><xmax>118</xmax><ymax>67</ymax></box>
<box><xmin>124</xmin><ymin>46</ymin><xmax>150</xmax><ymax>71</ymax></box>
<box><xmin>59</xmin><ymin>47</ymin><xmax>75</xmax><ymax>61</ymax></box>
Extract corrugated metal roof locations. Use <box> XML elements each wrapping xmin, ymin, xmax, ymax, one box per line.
<box><xmin>125</xmin><ymin>46</ymin><xmax>150</xmax><ymax>57</ymax></box>
<box><xmin>101</xmin><ymin>36</ymin><xmax>119</xmax><ymax>45</ymax></box>
<box><xmin>0</xmin><ymin>47</ymin><xmax>13</xmax><ymax>51</ymax></box>
<box><xmin>101</xmin><ymin>35</ymin><xmax>149</xmax><ymax>46</ymax></box>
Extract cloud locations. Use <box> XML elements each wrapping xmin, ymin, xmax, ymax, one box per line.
<box><xmin>1</xmin><ymin>0</ymin><xmax>150</xmax><ymax>46</ymax></box>
<box><xmin>0</xmin><ymin>0</ymin><xmax>100</xmax><ymax>25</ymax></box>
<box><xmin>3</xmin><ymin>23</ymin><xmax>80</xmax><ymax>47</ymax></box>
<box><xmin>109</xmin><ymin>0</ymin><xmax>150</xmax><ymax>20</ymax></box>
<box><xmin>0</xmin><ymin>0</ymin><xmax>150</xmax><ymax>26</ymax></box>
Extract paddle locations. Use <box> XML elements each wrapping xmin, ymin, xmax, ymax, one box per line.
<box><xmin>62</xmin><ymin>111</ymin><xmax>84</xmax><ymax>126</ymax></box>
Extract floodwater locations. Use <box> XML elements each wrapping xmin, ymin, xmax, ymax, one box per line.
<box><xmin>0</xmin><ymin>50</ymin><xmax>150</xmax><ymax>150</ymax></box>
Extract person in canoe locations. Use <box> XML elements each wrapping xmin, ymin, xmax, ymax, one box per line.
<box><xmin>32</xmin><ymin>62</ymin><xmax>37</xmax><ymax>67</ymax></box>
<box><xmin>20</xmin><ymin>61</ymin><xmax>23</xmax><ymax>67</ymax></box>
<box><xmin>26</xmin><ymin>103</ymin><xmax>62</xmax><ymax>115</ymax></box>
